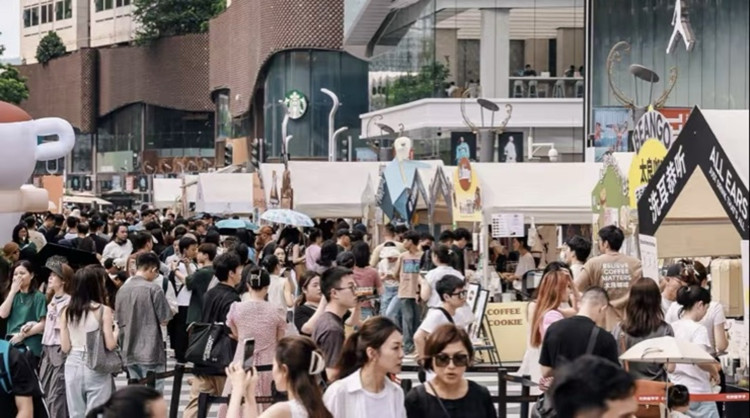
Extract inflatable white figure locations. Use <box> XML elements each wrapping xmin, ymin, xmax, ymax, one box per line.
<box><xmin>0</xmin><ymin>101</ymin><xmax>76</xmax><ymax>241</ymax></box>
<box><xmin>379</xmin><ymin>135</ymin><xmax>427</xmax><ymax>223</ymax></box>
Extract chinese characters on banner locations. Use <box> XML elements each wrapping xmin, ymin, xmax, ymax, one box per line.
<box><xmin>628</xmin><ymin>139</ymin><xmax>668</xmax><ymax>208</ymax></box>
<box><xmin>646</xmin><ymin>144</ymin><xmax>688</xmax><ymax>225</ymax></box>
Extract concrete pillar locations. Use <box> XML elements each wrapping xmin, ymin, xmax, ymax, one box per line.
<box><xmin>479</xmin><ymin>8</ymin><xmax>510</xmax><ymax>98</ymax></box>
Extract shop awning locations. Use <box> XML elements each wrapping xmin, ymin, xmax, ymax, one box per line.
<box><xmin>63</xmin><ymin>194</ymin><xmax>113</xmax><ymax>206</ymax></box>
<box><xmin>195</xmin><ymin>173</ymin><xmax>255</xmax><ymax>215</ymax></box>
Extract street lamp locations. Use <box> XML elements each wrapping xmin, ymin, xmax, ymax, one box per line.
<box><xmin>460</xmin><ymin>93</ymin><xmax>512</xmax><ymax>162</ymax></box>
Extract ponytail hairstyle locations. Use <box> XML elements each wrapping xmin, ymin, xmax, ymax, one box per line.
<box><xmin>431</xmin><ymin>244</ymin><xmax>453</xmax><ymax>265</ymax></box>
<box><xmin>275</xmin><ymin>336</ymin><xmax>332</xmax><ymax>418</ymax></box>
<box><xmin>85</xmin><ymin>385</ymin><xmax>162</xmax><ymax>418</ymax></box>
<box><xmin>336</xmin><ymin>316</ymin><xmax>402</xmax><ymax>380</ymax></box>
<box><xmin>295</xmin><ymin>271</ymin><xmax>319</xmax><ymax>307</ymax></box>
<box><xmin>676</xmin><ymin>285</ymin><xmax>710</xmax><ymax>317</ymax></box>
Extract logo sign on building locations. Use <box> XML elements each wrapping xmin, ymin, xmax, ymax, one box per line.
<box><xmin>451</xmin><ymin>158</ymin><xmax>482</xmax><ymax>223</ymax></box>
<box><xmin>628</xmin><ymin>139</ymin><xmax>668</xmax><ymax>208</ymax></box>
<box><xmin>638</xmin><ymin>108</ymin><xmax>749</xmax><ymax>240</ymax></box>
<box><xmin>632</xmin><ymin>108</ymin><xmax>675</xmax><ymax>153</ymax></box>
<box><xmin>659</xmin><ymin>108</ymin><xmax>692</xmax><ymax>138</ymax></box>
<box><xmin>283</xmin><ymin>90</ymin><xmax>308</xmax><ymax>120</ymax></box>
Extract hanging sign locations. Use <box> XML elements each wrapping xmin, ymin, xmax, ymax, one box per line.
<box><xmin>451</xmin><ymin>158</ymin><xmax>482</xmax><ymax>223</ymax></box>
<box><xmin>491</xmin><ymin>213</ymin><xmax>525</xmax><ymax>238</ymax></box>
<box><xmin>638</xmin><ymin>108</ymin><xmax>749</xmax><ymax>239</ymax></box>
<box><xmin>628</xmin><ymin>139</ymin><xmax>668</xmax><ymax>208</ymax></box>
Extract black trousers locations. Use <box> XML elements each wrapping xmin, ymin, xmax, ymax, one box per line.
<box><xmin>169</xmin><ymin>306</ymin><xmax>189</xmax><ymax>363</ymax></box>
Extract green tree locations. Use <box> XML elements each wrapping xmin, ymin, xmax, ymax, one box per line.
<box><xmin>0</xmin><ymin>32</ymin><xmax>30</xmax><ymax>104</ymax></box>
<box><xmin>133</xmin><ymin>0</ymin><xmax>226</xmax><ymax>44</ymax></box>
<box><xmin>36</xmin><ymin>31</ymin><xmax>67</xmax><ymax>64</ymax></box>
<box><xmin>387</xmin><ymin>62</ymin><xmax>450</xmax><ymax>106</ymax></box>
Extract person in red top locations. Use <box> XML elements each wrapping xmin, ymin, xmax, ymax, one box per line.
<box><xmin>351</xmin><ymin>242</ymin><xmax>384</xmax><ymax>320</ymax></box>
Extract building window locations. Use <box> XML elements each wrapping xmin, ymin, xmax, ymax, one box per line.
<box><xmin>31</xmin><ymin>7</ymin><xmax>39</xmax><ymax>26</ymax></box>
<box><xmin>105</xmin><ymin>0</ymin><xmax>113</xmax><ymax>9</ymax></box>
<box><xmin>56</xmin><ymin>0</ymin><xmax>72</xmax><ymax>20</ymax></box>
<box><xmin>123</xmin><ymin>0</ymin><xmax>130</xmax><ymax>5</ymax></box>
<box><xmin>41</xmin><ymin>3</ymin><xmax>53</xmax><ymax>24</ymax></box>
<box><xmin>95</xmin><ymin>0</ymin><xmax>113</xmax><ymax>12</ymax></box>
<box><xmin>23</xmin><ymin>9</ymin><xmax>32</xmax><ymax>27</ymax></box>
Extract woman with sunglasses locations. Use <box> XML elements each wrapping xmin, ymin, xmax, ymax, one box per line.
<box><xmin>405</xmin><ymin>324</ymin><xmax>494</xmax><ymax>418</ymax></box>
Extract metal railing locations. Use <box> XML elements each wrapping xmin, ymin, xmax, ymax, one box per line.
<box><xmin>128</xmin><ymin>363</ymin><xmax>537</xmax><ymax>418</ymax></box>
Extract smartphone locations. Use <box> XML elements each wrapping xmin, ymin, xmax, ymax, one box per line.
<box><xmin>243</xmin><ymin>338</ymin><xmax>255</xmax><ymax>372</ymax></box>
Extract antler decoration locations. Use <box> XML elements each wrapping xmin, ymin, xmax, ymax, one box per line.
<box><xmin>498</xmin><ymin>104</ymin><xmax>513</xmax><ymax>131</ymax></box>
<box><xmin>459</xmin><ymin>89</ymin><xmax>477</xmax><ymax>132</ymax></box>
<box><xmin>607</xmin><ymin>41</ymin><xmax>635</xmax><ymax>108</ymax></box>
<box><xmin>366</xmin><ymin>114</ymin><xmax>384</xmax><ymax>138</ymax></box>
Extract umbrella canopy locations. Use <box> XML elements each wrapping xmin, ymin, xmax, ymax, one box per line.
<box><xmin>620</xmin><ymin>336</ymin><xmax>718</xmax><ymax>365</ymax></box>
<box><xmin>260</xmin><ymin>209</ymin><xmax>314</xmax><ymax>227</ymax></box>
<box><xmin>216</xmin><ymin>219</ymin><xmax>259</xmax><ymax>232</ymax></box>
<box><xmin>35</xmin><ymin>243</ymin><xmax>100</xmax><ymax>271</ymax></box>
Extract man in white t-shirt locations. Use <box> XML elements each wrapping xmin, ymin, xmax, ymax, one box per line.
<box><xmin>420</xmin><ymin>253</ymin><xmax>474</xmax><ymax>329</ymax></box>
<box><xmin>413</xmin><ymin>275</ymin><xmax>467</xmax><ymax>360</ymax></box>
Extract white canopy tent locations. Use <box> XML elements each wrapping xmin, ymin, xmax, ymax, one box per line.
<box><xmin>474</xmin><ymin>161</ymin><xmax>611</xmax><ymax>225</ymax></box>
<box><xmin>63</xmin><ymin>194</ymin><xmax>112</xmax><ymax>206</ymax></box>
<box><xmin>195</xmin><ymin>173</ymin><xmax>255</xmax><ymax>215</ymax></box>
<box><xmin>152</xmin><ymin>176</ymin><xmax>198</xmax><ymax>209</ymax></box>
<box><xmin>260</xmin><ymin>162</ymin><xmax>384</xmax><ymax>219</ymax></box>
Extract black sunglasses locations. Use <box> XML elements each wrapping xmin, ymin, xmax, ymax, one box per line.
<box><xmin>433</xmin><ymin>353</ymin><xmax>470</xmax><ymax>368</ymax></box>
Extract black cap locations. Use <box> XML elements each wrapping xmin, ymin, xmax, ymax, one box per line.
<box><xmin>336</xmin><ymin>229</ymin><xmax>351</xmax><ymax>238</ymax></box>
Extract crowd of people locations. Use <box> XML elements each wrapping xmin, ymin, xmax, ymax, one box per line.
<box><xmin>0</xmin><ymin>207</ymin><xmax>733</xmax><ymax>418</ymax></box>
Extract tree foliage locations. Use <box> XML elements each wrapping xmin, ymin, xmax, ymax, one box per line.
<box><xmin>133</xmin><ymin>0</ymin><xmax>226</xmax><ymax>44</ymax></box>
<box><xmin>36</xmin><ymin>31</ymin><xmax>67</xmax><ymax>64</ymax></box>
<box><xmin>0</xmin><ymin>32</ymin><xmax>30</xmax><ymax>104</ymax></box>
<box><xmin>387</xmin><ymin>62</ymin><xmax>450</xmax><ymax>106</ymax></box>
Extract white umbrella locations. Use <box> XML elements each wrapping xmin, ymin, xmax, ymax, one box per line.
<box><xmin>620</xmin><ymin>336</ymin><xmax>718</xmax><ymax>365</ymax></box>
<box><xmin>260</xmin><ymin>209</ymin><xmax>314</xmax><ymax>227</ymax></box>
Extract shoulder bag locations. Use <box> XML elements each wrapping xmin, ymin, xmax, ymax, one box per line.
<box><xmin>618</xmin><ymin>332</ymin><xmax>670</xmax><ymax>418</ymax></box>
<box><xmin>185</xmin><ymin>322</ymin><xmax>236</xmax><ymax>368</ymax></box>
<box><xmin>532</xmin><ymin>325</ymin><xmax>601</xmax><ymax>418</ymax></box>
<box><xmin>86</xmin><ymin>305</ymin><xmax>124</xmax><ymax>375</ymax></box>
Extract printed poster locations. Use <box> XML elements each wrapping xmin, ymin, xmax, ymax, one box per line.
<box><xmin>592</xmin><ymin>107</ymin><xmax>630</xmax><ymax>161</ymax></box>
<box><xmin>497</xmin><ymin>132</ymin><xmax>524</xmax><ymax>163</ymax></box>
<box><xmin>638</xmin><ymin>234</ymin><xmax>660</xmax><ymax>282</ymax></box>
<box><xmin>450</xmin><ymin>132</ymin><xmax>477</xmax><ymax>164</ymax></box>
<box><xmin>451</xmin><ymin>158</ymin><xmax>482</xmax><ymax>223</ymax></box>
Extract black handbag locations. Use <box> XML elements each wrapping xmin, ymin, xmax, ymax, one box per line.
<box><xmin>184</xmin><ymin>322</ymin><xmax>236</xmax><ymax>368</ymax></box>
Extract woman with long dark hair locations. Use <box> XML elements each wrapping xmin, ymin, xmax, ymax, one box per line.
<box><xmin>226</xmin><ymin>335</ymin><xmax>333</xmax><ymax>418</ymax></box>
<box><xmin>40</xmin><ymin>261</ymin><xmax>74</xmax><ymax>418</ymax></box>
<box><xmin>0</xmin><ymin>260</ymin><xmax>47</xmax><ymax>366</ymax></box>
<box><xmin>294</xmin><ymin>271</ymin><xmax>324</xmax><ymax>336</ymax></box>
<box><xmin>613</xmin><ymin>278</ymin><xmax>674</xmax><ymax>381</ymax></box>
<box><xmin>12</xmin><ymin>223</ymin><xmax>37</xmax><ymax>255</ymax></box>
<box><xmin>85</xmin><ymin>386</ymin><xmax>166</xmax><ymax>418</ymax></box>
<box><xmin>669</xmin><ymin>285</ymin><xmax>722</xmax><ymax>418</ymax></box>
<box><xmin>324</xmin><ymin>317</ymin><xmax>406</xmax><ymax>417</ymax></box>
<box><xmin>61</xmin><ymin>265</ymin><xmax>118</xmax><ymax>418</ymax></box>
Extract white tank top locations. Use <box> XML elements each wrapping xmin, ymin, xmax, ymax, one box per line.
<box><xmin>67</xmin><ymin>307</ymin><xmax>102</xmax><ymax>351</ymax></box>
<box><xmin>288</xmin><ymin>399</ymin><xmax>308</xmax><ymax>418</ymax></box>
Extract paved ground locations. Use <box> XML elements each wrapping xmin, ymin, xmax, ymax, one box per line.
<box><xmin>116</xmin><ymin>354</ymin><xmax>526</xmax><ymax>418</ymax></box>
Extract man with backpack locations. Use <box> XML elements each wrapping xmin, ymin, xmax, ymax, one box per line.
<box><xmin>0</xmin><ymin>340</ymin><xmax>48</xmax><ymax>417</ymax></box>
<box><xmin>413</xmin><ymin>275</ymin><xmax>466</xmax><ymax>361</ymax></box>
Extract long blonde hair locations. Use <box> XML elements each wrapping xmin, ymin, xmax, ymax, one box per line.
<box><xmin>530</xmin><ymin>266</ymin><xmax>573</xmax><ymax>348</ymax></box>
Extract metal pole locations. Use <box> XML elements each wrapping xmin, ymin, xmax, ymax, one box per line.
<box><xmin>321</xmin><ymin>88</ymin><xmax>341</xmax><ymax>162</ymax></box>
<box><xmin>479</xmin><ymin>130</ymin><xmax>494</xmax><ymax>162</ymax></box>
<box><xmin>347</xmin><ymin>135</ymin><xmax>353</xmax><ymax>162</ymax></box>
<box><xmin>332</xmin><ymin>127</ymin><xmax>348</xmax><ymax>162</ymax></box>
<box><xmin>281</xmin><ymin>113</ymin><xmax>290</xmax><ymax>161</ymax></box>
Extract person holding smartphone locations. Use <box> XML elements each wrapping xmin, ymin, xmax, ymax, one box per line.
<box><xmin>0</xmin><ymin>260</ymin><xmax>47</xmax><ymax>369</ymax></box>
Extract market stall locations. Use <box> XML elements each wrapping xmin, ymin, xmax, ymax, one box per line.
<box><xmin>637</xmin><ymin>107</ymin><xmax>748</xmax><ymax>358</ymax></box>
<box><xmin>195</xmin><ymin>173</ymin><xmax>255</xmax><ymax>215</ymax></box>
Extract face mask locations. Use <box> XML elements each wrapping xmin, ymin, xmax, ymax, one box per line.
<box><xmin>421</xmin><ymin>245</ymin><xmax>431</xmax><ymax>251</ymax></box>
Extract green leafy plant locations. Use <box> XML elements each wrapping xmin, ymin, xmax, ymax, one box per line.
<box><xmin>386</xmin><ymin>62</ymin><xmax>450</xmax><ymax>106</ymax></box>
<box><xmin>133</xmin><ymin>0</ymin><xmax>227</xmax><ymax>44</ymax></box>
<box><xmin>36</xmin><ymin>31</ymin><xmax>67</xmax><ymax>64</ymax></box>
<box><xmin>0</xmin><ymin>32</ymin><xmax>29</xmax><ymax>104</ymax></box>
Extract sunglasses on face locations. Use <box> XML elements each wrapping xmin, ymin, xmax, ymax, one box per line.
<box><xmin>433</xmin><ymin>353</ymin><xmax>470</xmax><ymax>368</ymax></box>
